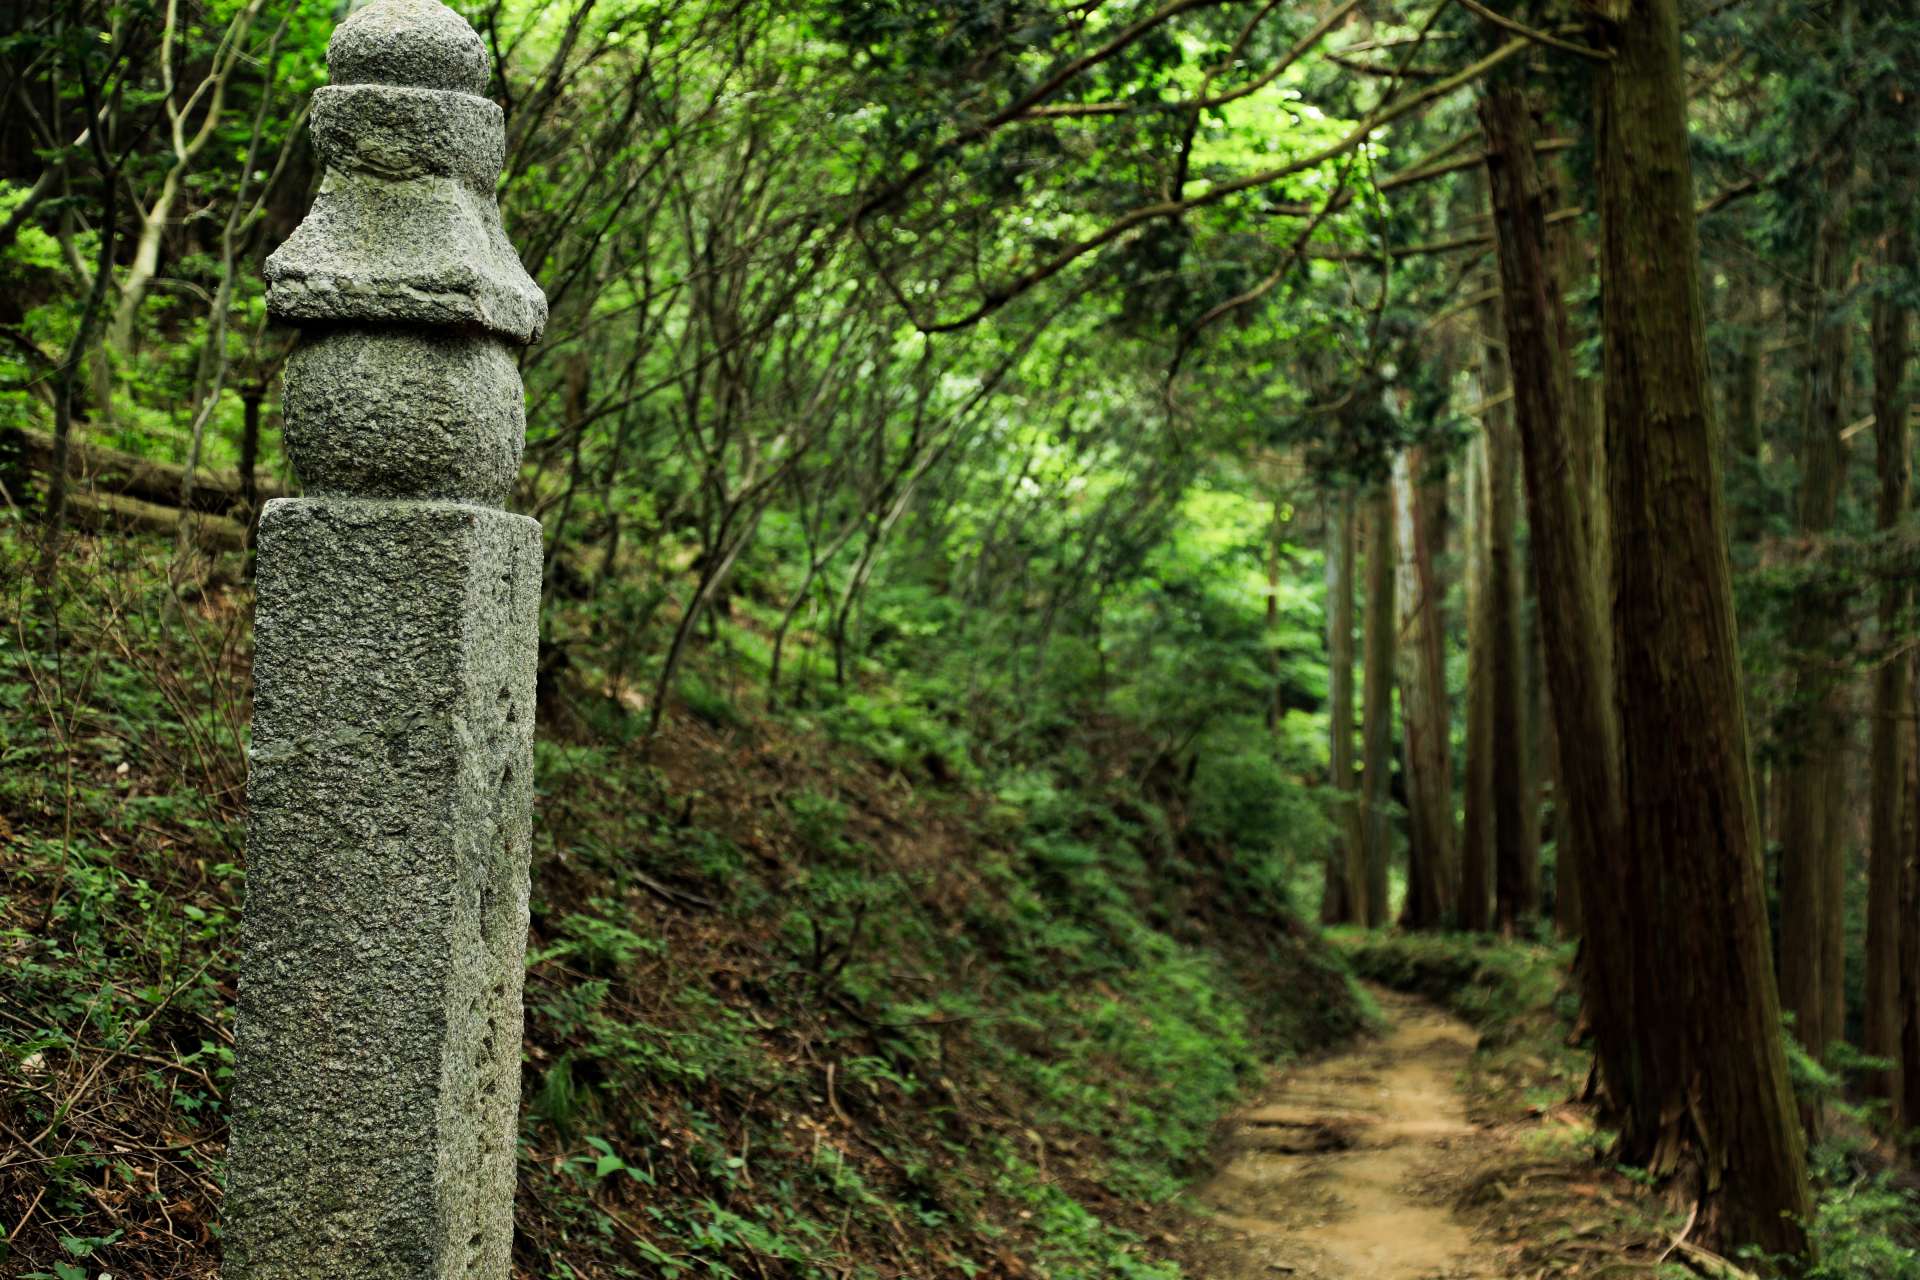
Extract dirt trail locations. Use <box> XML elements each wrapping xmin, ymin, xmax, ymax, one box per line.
<box><xmin>1192</xmin><ymin>986</ymin><xmax>1495</xmax><ymax>1279</ymax></box>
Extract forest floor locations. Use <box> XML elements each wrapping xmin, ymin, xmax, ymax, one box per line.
<box><xmin>1185</xmin><ymin>986</ymin><xmax>1496</xmax><ymax>1280</ymax></box>
<box><xmin>1</xmin><ymin>525</ymin><xmax>1369</xmax><ymax>1280</ymax></box>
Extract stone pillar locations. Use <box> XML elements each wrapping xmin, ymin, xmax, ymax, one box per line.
<box><xmin>224</xmin><ymin>3</ymin><xmax>545</xmax><ymax>1277</ymax></box>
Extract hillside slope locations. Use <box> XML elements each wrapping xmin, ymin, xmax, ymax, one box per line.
<box><xmin>0</xmin><ymin>523</ymin><xmax>1363</xmax><ymax>1280</ymax></box>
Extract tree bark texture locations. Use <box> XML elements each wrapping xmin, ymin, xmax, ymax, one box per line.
<box><xmin>1323</xmin><ymin>494</ymin><xmax>1367</xmax><ymax>925</ymax></box>
<box><xmin>1725</xmin><ymin>280</ymin><xmax>1767</xmax><ymax>547</ymax></box>
<box><xmin>1479</xmin><ymin>292</ymin><xmax>1533</xmax><ymax>934</ymax></box>
<box><xmin>1778</xmin><ymin>11</ymin><xmax>1857</xmax><ymax>1073</ymax></box>
<box><xmin>1541</xmin><ymin>146</ymin><xmax>1602</xmax><ymax>941</ymax></box>
<box><xmin>1901</xmin><ymin>704</ymin><xmax>1920</xmax><ymax>1150</ymax></box>
<box><xmin>1392</xmin><ymin>449</ymin><xmax>1452</xmax><ymax>929</ymax></box>
<box><xmin>1462</xmin><ymin>431</ymin><xmax>1494</xmax><ymax>933</ymax></box>
<box><xmin>17</xmin><ymin>424</ymin><xmax>288</xmax><ymax>517</ymax></box>
<box><xmin>1866</xmin><ymin>166</ymin><xmax>1912</xmax><ymax>1110</ymax></box>
<box><xmin>1481</xmin><ymin>75</ymin><xmax>1626</xmax><ymax>1043</ymax></box>
<box><xmin>1361</xmin><ymin>488</ymin><xmax>1397</xmax><ymax>927</ymax></box>
<box><xmin>1591</xmin><ymin>1</ymin><xmax>1813</xmax><ymax>1259</ymax></box>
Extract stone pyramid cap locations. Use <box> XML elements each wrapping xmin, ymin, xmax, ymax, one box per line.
<box><xmin>330</xmin><ymin>0</ymin><xmax>490</xmax><ymax>94</ymax></box>
<box><xmin>265</xmin><ymin>0</ymin><xmax>546</xmax><ymax>343</ymax></box>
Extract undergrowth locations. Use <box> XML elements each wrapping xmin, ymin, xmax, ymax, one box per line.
<box><xmin>0</xmin><ymin>520</ymin><xmax>1362</xmax><ymax>1280</ymax></box>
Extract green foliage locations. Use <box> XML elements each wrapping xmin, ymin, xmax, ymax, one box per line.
<box><xmin>678</xmin><ymin>671</ymin><xmax>748</xmax><ymax>731</ymax></box>
<box><xmin>1331</xmin><ymin>928</ymin><xmax>1574</xmax><ymax>1044</ymax></box>
<box><xmin>503</xmin><ymin>669</ymin><xmax>1355</xmax><ymax>1278</ymax></box>
<box><xmin>39</xmin><ymin>0</ymin><xmax>1916</xmax><ymax>1267</ymax></box>
<box><xmin>0</xmin><ymin>534</ymin><xmax>246</xmax><ymax>1276</ymax></box>
<box><xmin>1804</xmin><ymin>1154</ymin><xmax>1920</xmax><ymax>1280</ymax></box>
<box><xmin>0</xmin><ymin>501</ymin><xmax>1369</xmax><ymax>1278</ymax></box>
<box><xmin>1789</xmin><ymin>1060</ymin><xmax>1920</xmax><ymax>1278</ymax></box>
<box><xmin>532</xmin><ymin>904</ymin><xmax>667</xmax><ymax>975</ymax></box>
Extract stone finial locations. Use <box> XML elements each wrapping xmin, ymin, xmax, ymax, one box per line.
<box><xmin>262</xmin><ymin>0</ymin><xmax>542</xmax><ymax>508</ymax></box>
<box><xmin>329</xmin><ymin>0</ymin><xmax>491</xmax><ymax>94</ymax></box>
<box><xmin>264</xmin><ymin>0</ymin><xmax>545</xmax><ymax>346</ymax></box>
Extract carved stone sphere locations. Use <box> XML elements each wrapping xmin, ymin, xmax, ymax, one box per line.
<box><xmin>283</xmin><ymin>327</ymin><xmax>525</xmax><ymax>505</ymax></box>
<box><xmin>329</xmin><ymin>0</ymin><xmax>490</xmax><ymax>96</ymax></box>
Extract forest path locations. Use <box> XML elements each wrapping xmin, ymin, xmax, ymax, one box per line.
<box><xmin>1191</xmin><ymin>986</ymin><xmax>1496</xmax><ymax>1279</ymax></box>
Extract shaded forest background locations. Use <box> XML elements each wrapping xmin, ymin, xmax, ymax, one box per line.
<box><xmin>5</xmin><ymin>0</ymin><xmax>1920</xmax><ymax>1277</ymax></box>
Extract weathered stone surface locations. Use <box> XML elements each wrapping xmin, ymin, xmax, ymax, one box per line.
<box><xmin>312</xmin><ymin>84</ymin><xmax>504</xmax><ymax>186</ymax></box>
<box><xmin>328</xmin><ymin>0</ymin><xmax>490</xmax><ymax>95</ymax></box>
<box><xmin>264</xmin><ymin>86</ymin><xmax>546</xmax><ymax>344</ymax></box>
<box><xmin>264</xmin><ymin>2</ymin><xmax>545</xmax><ymax>345</ymax></box>
<box><xmin>283</xmin><ymin>327</ymin><xmax>525</xmax><ymax>504</ymax></box>
<box><xmin>264</xmin><ymin>179</ymin><xmax>546</xmax><ymax>343</ymax></box>
<box><xmin>226</xmin><ymin>498</ymin><xmax>538</xmax><ymax>1280</ymax></box>
<box><xmin>229</xmin><ymin>3</ymin><xmax>545</xmax><ymax>1273</ymax></box>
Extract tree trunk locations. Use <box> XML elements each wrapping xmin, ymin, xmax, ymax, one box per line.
<box><xmin>1540</xmin><ymin>148</ymin><xmax>1599</xmax><ymax>945</ymax></box>
<box><xmin>1901</xmin><ymin>697</ymin><xmax>1920</xmax><ymax>1151</ymax></box>
<box><xmin>1866</xmin><ymin>162</ymin><xmax>1912</xmax><ymax>1112</ymax></box>
<box><xmin>59</xmin><ymin>490</ymin><xmax>247</xmax><ymax>551</ymax></box>
<box><xmin>1590</xmin><ymin>2</ymin><xmax>1813</xmax><ymax>1260</ymax></box>
<box><xmin>1726</xmin><ymin>281</ymin><xmax>1768</xmax><ymax>545</ymax></box>
<box><xmin>1324</xmin><ymin>493</ymin><xmax>1367</xmax><ymax>925</ymax></box>
<box><xmin>43</xmin><ymin>171</ymin><xmax>121</xmax><ymax>564</ymax></box>
<box><xmin>1778</xmin><ymin>1</ymin><xmax>1857</xmax><ymax>1080</ymax></box>
<box><xmin>1360</xmin><ymin>486</ymin><xmax>1397</xmax><ymax>926</ymax></box>
<box><xmin>1522</xmin><ymin>553</ymin><xmax>1547</xmax><ymax>926</ymax></box>
<box><xmin>1462</xmin><ymin>431</ymin><xmax>1494</xmax><ymax>933</ymax></box>
<box><xmin>17</xmin><ymin>425</ymin><xmax>285</xmax><ymax>516</ymax></box>
<box><xmin>239</xmin><ymin>390</ymin><xmax>263</xmax><ymax>517</ymax></box>
<box><xmin>1480</xmin><ymin>295</ymin><xmax>1532</xmax><ymax>934</ymax></box>
<box><xmin>1270</xmin><ymin>498</ymin><xmax>1287</xmax><ymax>734</ymax></box>
<box><xmin>1480</xmin><ymin>76</ymin><xmax>1622</xmax><ymax>969</ymax></box>
<box><xmin>111</xmin><ymin>187</ymin><xmax>172</xmax><ymax>360</ymax></box>
<box><xmin>239</xmin><ymin>387</ymin><xmax>266</xmax><ymax>571</ymax></box>
<box><xmin>1724</xmin><ymin>277</ymin><xmax>1773</xmax><ymax>848</ymax></box>
<box><xmin>1544</xmin><ymin>685</ymin><xmax>1579</xmax><ymax>937</ymax></box>
<box><xmin>1392</xmin><ymin>449</ymin><xmax>1452</xmax><ymax>929</ymax></box>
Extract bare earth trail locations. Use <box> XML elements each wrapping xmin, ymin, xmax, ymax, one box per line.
<box><xmin>1190</xmin><ymin>986</ymin><xmax>1498</xmax><ymax>1280</ymax></box>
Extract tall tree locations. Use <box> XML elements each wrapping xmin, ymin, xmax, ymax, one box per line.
<box><xmin>1723</xmin><ymin>280</ymin><xmax>1769</xmax><ymax>547</ymax></box>
<box><xmin>1479</xmin><ymin>73</ymin><xmax>1621</xmax><ymax>982</ymax></box>
<box><xmin>1479</xmin><ymin>293</ymin><xmax>1533</xmax><ymax>934</ymax></box>
<box><xmin>1541</xmin><ymin>148</ymin><xmax>1606</xmax><ymax>941</ymax></box>
<box><xmin>1590</xmin><ymin>0</ymin><xmax>1813</xmax><ymax>1258</ymax></box>
<box><xmin>1720</xmin><ymin>270</ymin><xmax>1774</xmax><ymax>846</ymax></box>
<box><xmin>1461</xmin><ymin>429</ymin><xmax>1494</xmax><ymax>933</ymax></box>
<box><xmin>1324</xmin><ymin>492</ymin><xmax>1368</xmax><ymax>924</ymax></box>
<box><xmin>1360</xmin><ymin>487</ymin><xmax>1397</xmax><ymax>927</ymax></box>
<box><xmin>1392</xmin><ymin>449</ymin><xmax>1453</xmax><ymax>929</ymax></box>
<box><xmin>1544</xmin><ymin>698</ymin><xmax>1579</xmax><ymax>937</ymax></box>
<box><xmin>1778</xmin><ymin>0</ymin><xmax>1859</xmax><ymax>1082</ymax></box>
<box><xmin>1903</xmin><ymin>703</ymin><xmax>1920</xmax><ymax>1149</ymax></box>
<box><xmin>1865</xmin><ymin>126</ymin><xmax>1914</xmax><ymax>1114</ymax></box>
<box><xmin>1460</xmin><ymin>275</ymin><xmax>1531</xmax><ymax>936</ymax></box>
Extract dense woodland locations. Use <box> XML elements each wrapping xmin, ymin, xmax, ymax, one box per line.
<box><xmin>4</xmin><ymin>0</ymin><xmax>1920</xmax><ymax>1277</ymax></box>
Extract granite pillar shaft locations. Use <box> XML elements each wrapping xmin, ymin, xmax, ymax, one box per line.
<box><xmin>230</xmin><ymin>501</ymin><xmax>537</xmax><ymax>1278</ymax></box>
